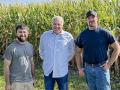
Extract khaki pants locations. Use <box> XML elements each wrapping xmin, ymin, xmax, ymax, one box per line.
<box><xmin>11</xmin><ymin>82</ymin><xmax>34</xmax><ymax>90</ymax></box>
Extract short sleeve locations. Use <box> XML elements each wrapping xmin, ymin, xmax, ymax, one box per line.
<box><xmin>105</xmin><ymin>31</ymin><xmax>115</xmax><ymax>44</ymax></box>
<box><xmin>3</xmin><ymin>46</ymin><xmax>12</xmax><ymax>61</ymax></box>
<box><xmin>75</xmin><ymin>34</ymin><xmax>83</xmax><ymax>48</ymax></box>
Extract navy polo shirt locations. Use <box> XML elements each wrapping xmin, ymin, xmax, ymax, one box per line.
<box><xmin>75</xmin><ymin>28</ymin><xmax>115</xmax><ymax>64</ymax></box>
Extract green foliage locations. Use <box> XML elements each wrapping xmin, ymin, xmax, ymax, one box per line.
<box><xmin>0</xmin><ymin>0</ymin><xmax>120</xmax><ymax>56</ymax></box>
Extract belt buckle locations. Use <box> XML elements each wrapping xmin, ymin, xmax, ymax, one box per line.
<box><xmin>91</xmin><ymin>64</ymin><xmax>94</xmax><ymax>67</ymax></box>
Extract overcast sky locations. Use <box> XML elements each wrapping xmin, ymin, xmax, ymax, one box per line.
<box><xmin>0</xmin><ymin>0</ymin><xmax>51</xmax><ymax>5</ymax></box>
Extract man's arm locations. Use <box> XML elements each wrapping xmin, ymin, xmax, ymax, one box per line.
<box><xmin>104</xmin><ymin>41</ymin><xmax>120</xmax><ymax>70</ymax></box>
<box><xmin>75</xmin><ymin>46</ymin><xmax>83</xmax><ymax>69</ymax></box>
<box><xmin>108</xmin><ymin>41</ymin><xmax>120</xmax><ymax>66</ymax></box>
<box><xmin>68</xmin><ymin>37</ymin><xmax>75</xmax><ymax>61</ymax></box>
<box><xmin>31</xmin><ymin>57</ymin><xmax>35</xmax><ymax>81</ymax></box>
<box><xmin>75</xmin><ymin>46</ymin><xmax>84</xmax><ymax>77</ymax></box>
<box><xmin>4</xmin><ymin>59</ymin><xmax>11</xmax><ymax>90</ymax></box>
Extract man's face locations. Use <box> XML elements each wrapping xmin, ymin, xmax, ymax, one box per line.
<box><xmin>52</xmin><ymin>19</ymin><xmax>63</xmax><ymax>34</ymax></box>
<box><xmin>16</xmin><ymin>29</ymin><xmax>28</xmax><ymax>42</ymax></box>
<box><xmin>87</xmin><ymin>15</ymin><xmax>98</xmax><ymax>27</ymax></box>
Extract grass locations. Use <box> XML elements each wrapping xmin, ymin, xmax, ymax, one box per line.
<box><xmin>0</xmin><ymin>60</ymin><xmax>87</xmax><ymax>90</ymax></box>
<box><xmin>0</xmin><ymin>59</ymin><xmax>120</xmax><ymax>90</ymax></box>
<box><xmin>33</xmin><ymin>63</ymin><xmax>87</xmax><ymax>90</ymax></box>
<box><xmin>0</xmin><ymin>60</ymin><xmax>4</xmax><ymax>90</ymax></box>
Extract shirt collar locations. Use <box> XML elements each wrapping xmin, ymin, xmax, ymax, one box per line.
<box><xmin>15</xmin><ymin>39</ymin><xmax>28</xmax><ymax>45</ymax></box>
<box><xmin>87</xmin><ymin>27</ymin><xmax>100</xmax><ymax>32</ymax></box>
<box><xmin>51</xmin><ymin>30</ymin><xmax>65</xmax><ymax>35</ymax></box>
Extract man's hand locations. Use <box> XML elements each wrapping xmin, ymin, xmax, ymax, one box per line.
<box><xmin>33</xmin><ymin>78</ymin><xmax>35</xmax><ymax>86</ymax></box>
<box><xmin>102</xmin><ymin>63</ymin><xmax>110</xmax><ymax>71</ymax></box>
<box><xmin>4</xmin><ymin>59</ymin><xmax>11</xmax><ymax>90</ymax></box>
<box><xmin>5</xmin><ymin>84</ymin><xmax>12</xmax><ymax>90</ymax></box>
<box><xmin>78</xmin><ymin>68</ymin><xmax>84</xmax><ymax>77</ymax></box>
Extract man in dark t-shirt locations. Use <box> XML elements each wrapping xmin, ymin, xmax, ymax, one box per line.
<box><xmin>75</xmin><ymin>10</ymin><xmax>120</xmax><ymax>90</ymax></box>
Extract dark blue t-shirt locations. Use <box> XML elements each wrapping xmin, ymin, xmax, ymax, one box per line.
<box><xmin>75</xmin><ymin>28</ymin><xmax>115</xmax><ymax>64</ymax></box>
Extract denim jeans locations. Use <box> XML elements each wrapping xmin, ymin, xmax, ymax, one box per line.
<box><xmin>44</xmin><ymin>72</ymin><xmax>68</xmax><ymax>90</ymax></box>
<box><xmin>84</xmin><ymin>65</ymin><xmax>111</xmax><ymax>90</ymax></box>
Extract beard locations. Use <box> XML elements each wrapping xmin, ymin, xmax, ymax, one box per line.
<box><xmin>17</xmin><ymin>36</ymin><xmax>26</xmax><ymax>42</ymax></box>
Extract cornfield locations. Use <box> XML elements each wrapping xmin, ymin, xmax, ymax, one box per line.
<box><xmin>0</xmin><ymin>0</ymin><xmax>120</xmax><ymax>81</ymax></box>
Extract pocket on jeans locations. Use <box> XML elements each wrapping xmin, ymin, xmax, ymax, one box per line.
<box><xmin>101</xmin><ymin>66</ymin><xmax>109</xmax><ymax>72</ymax></box>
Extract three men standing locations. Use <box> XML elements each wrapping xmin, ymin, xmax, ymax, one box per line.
<box><xmin>3</xmin><ymin>11</ymin><xmax>120</xmax><ymax>90</ymax></box>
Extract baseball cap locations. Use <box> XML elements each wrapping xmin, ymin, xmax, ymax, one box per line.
<box><xmin>86</xmin><ymin>10</ymin><xmax>97</xmax><ymax>18</ymax></box>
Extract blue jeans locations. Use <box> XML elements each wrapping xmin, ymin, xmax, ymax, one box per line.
<box><xmin>84</xmin><ymin>65</ymin><xmax>111</xmax><ymax>90</ymax></box>
<box><xmin>44</xmin><ymin>72</ymin><xmax>68</xmax><ymax>90</ymax></box>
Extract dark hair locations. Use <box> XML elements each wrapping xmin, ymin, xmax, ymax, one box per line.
<box><xmin>16</xmin><ymin>24</ymin><xmax>29</xmax><ymax>32</ymax></box>
<box><xmin>86</xmin><ymin>10</ymin><xmax>97</xmax><ymax>18</ymax></box>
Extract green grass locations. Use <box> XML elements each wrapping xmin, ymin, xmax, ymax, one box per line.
<box><xmin>0</xmin><ymin>60</ymin><xmax>87</xmax><ymax>90</ymax></box>
<box><xmin>33</xmin><ymin>63</ymin><xmax>87</xmax><ymax>90</ymax></box>
<box><xmin>0</xmin><ymin>60</ymin><xmax>120</xmax><ymax>90</ymax></box>
<box><xmin>0</xmin><ymin>60</ymin><xmax>5</xmax><ymax>90</ymax></box>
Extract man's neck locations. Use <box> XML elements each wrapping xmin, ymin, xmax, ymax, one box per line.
<box><xmin>88</xmin><ymin>26</ymin><xmax>98</xmax><ymax>30</ymax></box>
<box><xmin>16</xmin><ymin>39</ymin><xmax>27</xmax><ymax>44</ymax></box>
<box><xmin>53</xmin><ymin>30</ymin><xmax>63</xmax><ymax>35</ymax></box>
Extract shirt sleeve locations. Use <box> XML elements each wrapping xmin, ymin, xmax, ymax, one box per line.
<box><xmin>68</xmin><ymin>34</ymin><xmax>75</xmax><ymax>61</ymax></box>
<box><xmin>75</xmin><ymin>34</ymin><xmax>83</xmax><ymax>48</ymax></box>
<box><xmin>39</xmin><ymin>34</ymin><xmax>44</xmax><ymax>60</ymax></box>
<box><xmin>3</xmin><ymin>46</ymin><xmax>12</xmax><ymax>61</ymax></box>
<box><xmin>105</xmin><ymin>31</ymin><xmax>115</xmax><ymax>44</ymax></box>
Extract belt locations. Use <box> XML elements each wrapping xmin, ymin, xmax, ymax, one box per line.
<box><xmin>84</xmin><ymin>62</ymin><xmax>106</xmax><ymax>67</ymax></box>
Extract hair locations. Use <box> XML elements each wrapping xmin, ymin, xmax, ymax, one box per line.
<box><xmin>16</xmin><ymin>24</ymin><xmax>29</xmax><ymax>33</ymax></box>
<box><xmin>52</xmin><ymin>16</ymin><xmax>64</xmax><ymax>25</ymax></box>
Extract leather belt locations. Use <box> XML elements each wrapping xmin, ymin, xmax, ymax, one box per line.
<box><xmin>84</xmin><ymin>62</ymin><xmax>106</xmax><ymax>67</ymax></box>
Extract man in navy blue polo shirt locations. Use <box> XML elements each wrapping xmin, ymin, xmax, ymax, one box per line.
<box><xmin>75</xmin><ymin>10</ymin><xmax>120</xmax><ymax>90</ymax></box>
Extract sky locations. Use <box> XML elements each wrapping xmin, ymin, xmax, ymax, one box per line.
<box><xmin>0</xmin><ymin>0</ymin><xmax>119</xmax><ymax>6</ymax></box>
<box><xmin>0</xmin><ymin>0</ymin><xmax>51</xmax><ymax>5</ymax></box>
